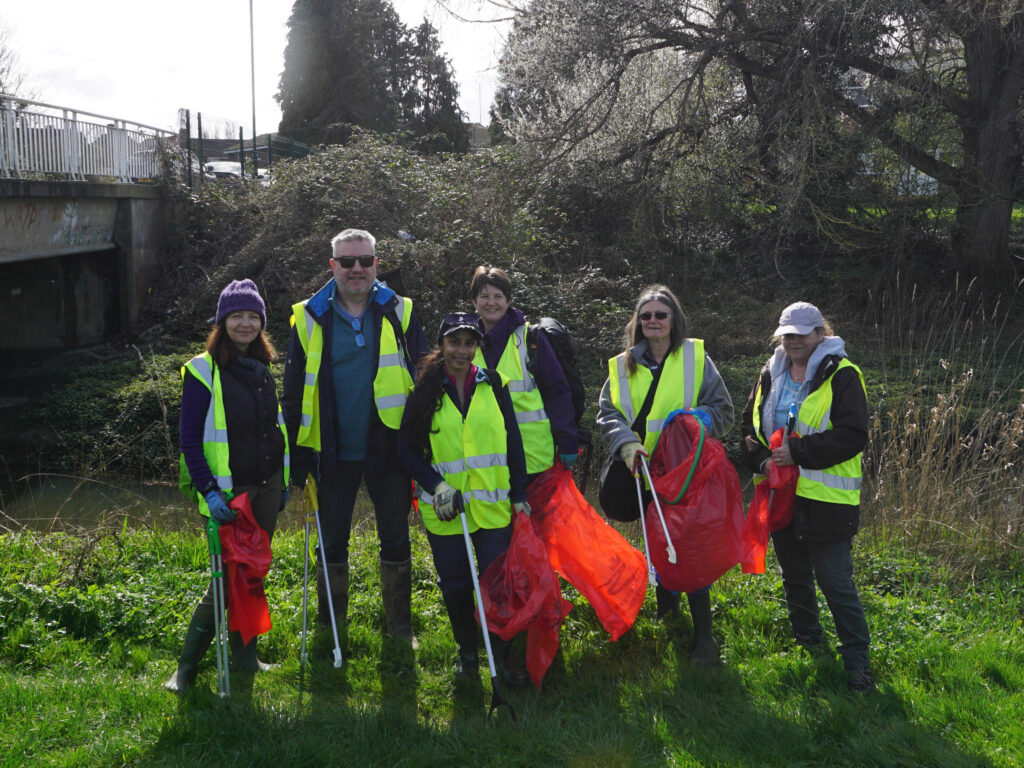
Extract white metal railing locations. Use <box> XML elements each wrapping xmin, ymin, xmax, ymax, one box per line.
<box><xmin>0</xmin><ymin>94</ymin><xmax>176</xmax><ymax>183</ymax></box>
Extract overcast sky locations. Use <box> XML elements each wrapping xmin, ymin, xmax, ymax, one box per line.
<box><xmin>2</xmin><ymin>1</ymin><xmax>508</xmax><ymax>135</ymax></box>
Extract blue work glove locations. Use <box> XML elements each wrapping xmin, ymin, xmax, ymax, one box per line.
<box><xmin>683</xmin><ymin>408</ymin><xmax>713</xmax><ymax>432</ymax></box>
<box><xmin>279</xmin><ymin>487</ymin><xmax>290</xmax><ymax>512</ymax></box>
<box><xmin>560</xmin><ymin>452</ymin><xmax>578</xmax><ymax>469</ymax></box>
<box><xmin>204</xmin><ymin>489</ymin><xmax>234</xmax><ymax>523</ymax></box>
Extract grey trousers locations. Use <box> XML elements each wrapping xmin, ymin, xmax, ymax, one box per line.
<box><xmin>771</xmin><ymin>526</ymin><xmax>871</xmax><ymax>671</ymax></box>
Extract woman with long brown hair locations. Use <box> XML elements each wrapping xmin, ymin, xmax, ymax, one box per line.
<box><xmin>165</xmin><ymin>278</ymin><xmax>289</xmax><ymax>692</ymax></box>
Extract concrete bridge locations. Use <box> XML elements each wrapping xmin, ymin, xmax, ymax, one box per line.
<box><xmin>0</xmin><ymin>95</ymin><xmax>173</xmax><ymax>350</ymax></box>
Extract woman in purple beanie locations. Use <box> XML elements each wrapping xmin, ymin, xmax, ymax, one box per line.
<box><xmin>165</xmin><ymin>278</ymin><xmax>290</xmax><ymax>692</ymax></box>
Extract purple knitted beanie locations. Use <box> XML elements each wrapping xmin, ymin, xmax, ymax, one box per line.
<box><xmin>216</xmin><ymin>279</ymin><xmax>266</xmax><ymax>327</ymax></box>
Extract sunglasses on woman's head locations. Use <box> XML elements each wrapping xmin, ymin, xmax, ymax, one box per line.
<box><xmin>334</xmin><ymin>254</ymin><xmax>376</xmax><ymax>268</ymax></box>
<box><xmin>640</xmin><ymin>311</ymin><xmax>670</xmax><ymax>321</ymax></box>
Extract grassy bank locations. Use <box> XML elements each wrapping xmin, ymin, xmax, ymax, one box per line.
<box><xmin>2</xmin><ymin>514</ymin><xmax>1022</xmax><ymax>768</ymax></box>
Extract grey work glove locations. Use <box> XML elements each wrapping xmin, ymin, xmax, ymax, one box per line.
<box><xmin>433</xmin><ymin>481</ymin><xmax>457</xmax><ymax>521</ymax></box>
<box><xmin>513</xmin><ymin>501</ymin><xmax>532</xmax><ymax>517</ymax></box>
<box><xmin>204</xmin><ymin>489</ymin><xmax>235</xmax><ymax>522</ymax></box>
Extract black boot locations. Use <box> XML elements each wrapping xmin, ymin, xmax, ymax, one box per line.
<box><xmin>656</xmin><ymin>584</ymin><xmax>680</xmax><ymax>620</ymax></box>
<box><xmin>492</xmin><ymin>635</ymin><xmax>529</xmax><ymax>689</ymax></box>
<box><xmin>164</xmin><ymin>615</ymin><xmax>214</xmax><ymax>693</ymax></box>
<box><xmin>317</xmin><ymin>557</ymin><xmax>349</xmax><ymax>627</ymax></box>
<box><xmin>443</xmin><ymin>590</ymin><xmax>479</xmax><ymax>679</ymax></box>
<box><xmin>229</xmin><ymin>632</ymin><xmax>277</xmax><ymax>673</ymax></box>
<box><xmin>687</xmin><ymin>591</ymin><xmax>719</xmax><ymax>667</ymax></box>
<box><xmin>381</xmin><ymin>557</ymin><xmax>419</xmax><ymax>650</ymax></box>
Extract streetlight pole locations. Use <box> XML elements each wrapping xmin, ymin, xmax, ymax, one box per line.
<box><xmin>249</xmin><ymin>0</ymin><xmax>258</xmax><ymax>176</ymax></box>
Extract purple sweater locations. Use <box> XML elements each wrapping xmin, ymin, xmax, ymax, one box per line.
<box><xmin>477</xmin><ymin>308</ymin><xmax>578</xmax><ymax>456</ymax></box>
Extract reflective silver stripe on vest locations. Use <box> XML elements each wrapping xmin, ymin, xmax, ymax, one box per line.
<box><xmin>393</xmin><ymin>297</ymin><xmax>407</xmax><ymax>325</ymax></box>
<box><xmin>379</xmin><ymin>353</ymin><xmax>403</xmax><ymax>367</ymax></box>
<box><xmin>302</xmin><ymin>305</ymin><xmax>317</xmax><ymax>345</ymax></box>
<box><xmin>304</xmin><ymin>372</ymin><xmax>317</xmax><ymax>388</ymax></box>
<box><xmin>300</xmin><ymin>413</ymin><xmax>313</xmax><ymax>428</ymax></box>
<box><xmin>375</xmin><ymin>393</ymin><xmax>407</xmax><ymax>410</ymax></box>
<box><xmin>278</xmin><ymin>413</ymin><xmax>290</xmax><ymax>469</ymax></box>
<box><xmin>421</xmin><ymin>488</ymin><xmax>509</xmax><ymax>505</ymax></box>
<box><xmin>506</xmin><ymin>325</ymin><xmax>537</xmax><ymax>394</ymax></box>
<box><xmin>616</xmin><ymin>354</ymin><xmax>635</xmax><ymax>424</ymax></box>
<box><xmin>647</xmin><ymin>417</ymin><xmax>665</xmax><ymax>434</ymax></box>
<box><xmin>800</xmin><ymin>468</ymin><xmax>862</xmax><ymax>491</ymax></box>
<box><xmin>191</xmin><ymin>355</ymin><xmax>214</xmax><ymax>386</ymax></box>
<box><xmin>431</xmin><ymin>453</ymin><xmax>508</xmax><ymax>476</ymax></box>
<box><xmin>214</xmin><ymin>474</ymin><xmax>232</xmax><ymax>487</ymax></box>
<box><xmin>680</xmin><ymin>341</ymin><xmax>696</xmax><ymax>409</ymax></box>
<box><xmin>798</xmin><ymin>407</ymin><xmax>831</xmax><ymax>436</ymax></box>
<box><xmin>515</xmin><ymin>408</ymin><xmax>548</xmax><ymax>425</ymax></box>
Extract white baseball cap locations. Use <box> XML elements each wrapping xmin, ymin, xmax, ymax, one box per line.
<box><xmin>775</xmin><ymin>302</ymin><xmax>824</xmax><ymax>336</ymax></box>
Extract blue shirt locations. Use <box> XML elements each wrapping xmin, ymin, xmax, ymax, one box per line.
<box><xmin>330</xmin><ymin>291</ymin><xmax>377</xmax><ymax>460</ymax></box>
<box><xmin>774</xmin><ymin>371</ymin><xmax>805</xmax><ymax>433</ymax></box>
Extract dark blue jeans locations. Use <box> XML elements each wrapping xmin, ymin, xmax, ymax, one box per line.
<box><xmin>316</xmin><ymin>461</ymin><xmax>411</xmax><ymax>563</ymax></box>
<box><xmin>426</xmin><ymin>524</ymin><xmax>512</xmax><ymax>599</ymax></box>
<box><xmin>771</xmin><ymin>526</ymin><xmax>871</xmax><ymax>671</ymax></box>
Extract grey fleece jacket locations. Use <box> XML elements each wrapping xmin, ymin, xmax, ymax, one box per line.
<box><xmin>595</xmin><ymin>339</ymin><xmax>734</xmax><ymax>482</ymax></box>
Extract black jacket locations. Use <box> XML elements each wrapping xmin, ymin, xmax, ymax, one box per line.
<box><xmin>281</xmin><ymin>280</ymin><xmax>429</xmax><ymax>483</ymax></box>
<box><xmin>741</xmin><ymin>353</ymin><xmax>868</xmax><ymax>542</ymax></box>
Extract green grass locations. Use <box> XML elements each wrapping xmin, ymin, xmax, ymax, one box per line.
<box><xmin>2</xmin><ymin>513</ymin><xmax>1022</xmax><ymax>768</ymax></box>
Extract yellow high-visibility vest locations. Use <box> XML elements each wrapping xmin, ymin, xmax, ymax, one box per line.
<box><xmin>290</xmin><ymin>295</ymin><xmax>414</xmax><ymax>449</ymax></box>
<box><xmin>178</xmin><ymin>352</ymin><xmax>290</xmax><ymax>516</ymax></box>
<box><xmin>751</xmin><ymin>358</ymin><xmax>865</xmax><ymax>505</ymax></box>
<box><xmin>608</xmin><ymin>340</ymin><xmax>705</xmax><ymax>454</ymax></box>
<box><xmin>418</xmin><ymin>373</ymin><xmax>512</xmax><ymax>535</ymax></box>
<box><xmin>473</xmin><ymin>322</ymin><xmax>554</xmax><ymax>474</ymax></box>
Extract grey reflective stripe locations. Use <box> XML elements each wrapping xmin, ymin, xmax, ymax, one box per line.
<box><xmin>300</xmin><ymin>413</ymin><xmax>312</xmax><ymax>428</ymax></box>
<box><xmin>800</xmin><ymin>468</ymin><xmax>862</xmax><ymax>491</ymax></box>
<box><xmin>191</xmin><ymin>356</ymin><xmax>214</xmax><ymax>388</ymax></box>
<box><xmin>467</xmin><ymin>453</ymin><xmax>508</xmax><ymax>469</ymax></box>
<box><xmin>433</xmin><ymin>459</ymin><xmax>466</xmax><ymax>475</ymax></box>
<box><xmin>302</xmin><ymin>306</ymin><xmax>316</xmax><ymax>345</ymax></box>
<box><xmin>515</xmin><ymin>408</ymin><xmax>548</xmax><ymax>425</ymax></box>
<box><xmin>432</xmin><ymin>453</ymin><xmax>508</xmax><ymax>475</ymax></box>
<box><xmin>507</xmin><ymin>380</ymin><xmax>530</xmax><ymax>393</ymax></box>
<box><xmin>215</xmin><ymin>474</ymin><xmax>232</xmax><ymax>488</ymax></box>
<box><xmin>516</xmin><ymin>324</ymin><xmax>536</xmax><ymax>392</ymax></box>
<box><xmin>393</xmin><ymin>298</ymin><xmax>407</xmax><ymax>326</ymax></box>
<box><xmin>202</xmin><ymin>397</ymin><xmax>227</xmax><ymax>445</ymax></box>
<box><xmin>376</xmin><ymin>393</ymin><xmax>407</xmax><ymax>410</ymax></box>
<box><xmin>647</xmin><ymin>417</ymin><xmax>665</xmax><ymax>434</ymax></box>
<box><xmin>379</xmin><ymin>353</ymin><xmax>403</xmax><ymax>367</ymax></box>
<box><xmin>616</xmin><ymin>354</ymin><xmax>635</xmax><ymax>424</ymax></box>
<box><xmin>419</xmin><ymin>489</ymin><xmax>434</xmax><ymax>504</ymax></box>
<box><xmin>469</xmin><ymin>488</ymin><xmax>509</xmax><ymax>504</ymax></box>
<box><xmin>798</xmin><ymin>407</ymin><xmax>831</xmax><ymax>436</ymax></box>
<box><xmin>304</xmin><ymin>371</ymin><xmax>317</xmax><ymax>388</ymax></box>
<box><xmin>277</xmin><ymin>414</ymin><xmax>290</xmax><ymax>469</ymax></box>
<box><xmin>680</xmin><ymin>340</ymin><xmax>697</xmax><ymax>409</ymax></box>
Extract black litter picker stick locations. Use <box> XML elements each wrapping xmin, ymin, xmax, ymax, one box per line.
<box><xmin>455</xmin><ymin>491</ymin><xmax>517</xmax><ymax>723</ymax></box>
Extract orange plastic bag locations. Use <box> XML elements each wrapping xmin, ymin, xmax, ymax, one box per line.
<box><xmin>741</xmin><ymin>428</ymin><xmax>799</xmax><ymax>574</ymax></box>
<box><xmin>479</xmin><ymin>510</ymin><xmax>573</xmax><ymax>689</ymax></box>
<box><xmin>647</xmin><ymin>414</ymin><xmax>745</xmax><ymax>593</ymax></box>
<box><xmin>528</xmin><ymin>464</ymin><xmax>646</xmax><ymax>641</ymax></box>
<box><xmin>221</xmin><ymin>493</ymin><xmax>273</xmax><ymax>644</ymax></box>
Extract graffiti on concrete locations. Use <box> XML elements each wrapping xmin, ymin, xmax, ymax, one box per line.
<box><xmin>3</xmin><ymin>202</ymin><xmax>39</xmax><ymax>230</ymax></box>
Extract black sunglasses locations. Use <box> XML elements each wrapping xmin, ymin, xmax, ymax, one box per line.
<box><xmin>443</xmin><ymin>312</ymin><xmax>478</xmax><ymax>325</ymax></box>
<box><xmin>639</xmin><ymin>311</ymin><xmax>670</xmax><ymax>321</ymax></box>
<box><xmin>334</xmin><ymin>254</ymin><xmax>376</xmax><ymax>268</ymax></box>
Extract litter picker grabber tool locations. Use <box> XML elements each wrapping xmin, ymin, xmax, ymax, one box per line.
<box><xmin>637</xmin><ymin>454</ymin><xmax>677</xmax><ymax>565</ymax></box>
<box><xmin>300</xmin><ymin>487</ymin><xmax>314</xmax><ymax>667</ymax></box>
<box><xmin>455</xmin><ymin>491</ymin><xmax>517</xmax><ymax>723</ymax></box>
<box><xmin>634</xmin><ymin>473</ymin><xmax>657</xmax><ymax>587</ymax></box>
<box><xmin>206</xmin><ymin>516</ymin><xmax>230</xmax><ymax>697</ymax></box>
<box><xmin>305</xmin><ymin>477</ymin><xmax>343</xmax><ymax>669</ymax></box>
<box><xmin>768</xmin><ymin>403</ymin><xmax>798</xmax><ymax>511</ymax></box>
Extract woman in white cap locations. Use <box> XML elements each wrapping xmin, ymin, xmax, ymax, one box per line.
<box><xmin>397</xmin><ymin>312</ymin><xmax>530</xmax><ymax>686</ymax></box>
<box><xmin>166</xmin><ymin>278</ymin><xmax>289</xmax><ymax>692</ymax></box>
<box><xmin>740</xmin><ymin>301</ymin><xmax>873</xmax><ymax>692</ymax></box>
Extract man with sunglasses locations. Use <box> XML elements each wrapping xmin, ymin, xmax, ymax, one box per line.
<box><xmin>282</xmin><ymin>228</ymin><xmax>428</xmax><ymax>653</ymax></box>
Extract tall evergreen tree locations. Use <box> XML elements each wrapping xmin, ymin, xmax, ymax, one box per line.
<box><xmin>277</xmin><ymin>0</ymin><xmax>467</xmax><ymax>152</ymax></box>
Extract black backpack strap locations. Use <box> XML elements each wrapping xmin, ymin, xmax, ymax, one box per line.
<box><xmin>631</xmin><ymin>364</ymin><xmax>664</xmax><ymax>442</ymax></box>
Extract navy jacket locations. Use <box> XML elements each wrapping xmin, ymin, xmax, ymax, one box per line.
<box><xmin>281</xmin><ymin>279</ymin><xmax>429</xmax><ymax>483</ymax></box>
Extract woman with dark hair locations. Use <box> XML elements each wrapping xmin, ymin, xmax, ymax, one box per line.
<box><xmin>397</xmin><ymin>312</ymin><xmax>530</xmax><ymax>685</ymax></box>
<box><xmin>740</xmin><ymin>301</ymin><xmax>873</xmax><ymax>692</ymax></box>
<box><xmin>595</xmin><ymin>284</ymin><xmax>734</xmax><ymax>665</ymax></box>
<box><xmin>469</xmin><ymin>266</ymin><xmax>578</xmax><ymax>479</ymax></box>
<box><xmin>165</xmin><ymin>278</ymin><xmax>289</xmax><ymax>692</ymax></box>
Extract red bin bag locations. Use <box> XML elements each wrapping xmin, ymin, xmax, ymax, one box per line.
<box><xmin>646</xmin><ymin>413</ymin><xmax>745</xmax><ymax>593</ymax></box>
<box><xmin>221</xmin><ymin>492</ymin><xmax>273</xmax><ymax>644</ymax></box>
<box><xmin>479</xmin><ymin>510</ymin><xmax>573</xmax><ymax>689</ymax></box>
<box><xmin>527</xmin><ymin>464</ymin><xmax>647</xmax><ymax>641</ymax></box>
<box><xmin>741</xmin><ymin>427</ymin><xmax>799</xmax><ymax>574</ymax></box>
